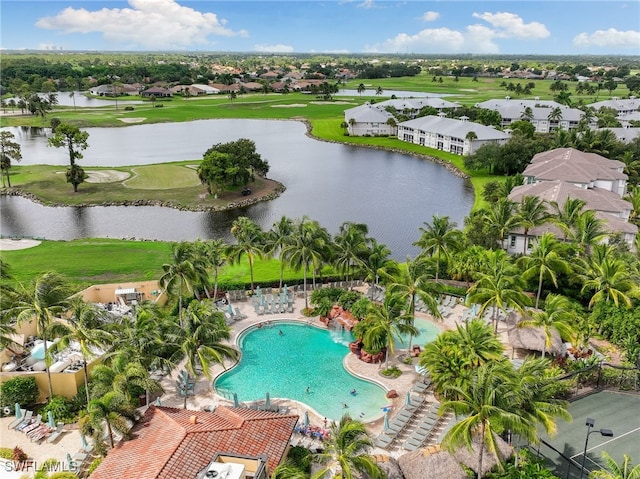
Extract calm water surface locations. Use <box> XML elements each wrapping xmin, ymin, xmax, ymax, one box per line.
<box><xmin>0</xmin><ymin>120</ymin><xmax>473</xmax><ymax>258</ymax></box>
<box><xmin>215</xmin><ymin>322</ymin><xmax>389</xmax><ymax>421</ymax></box>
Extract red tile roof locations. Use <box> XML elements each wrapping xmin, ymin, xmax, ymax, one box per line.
<box><xmin>90</xmin><ymin>406</ymin><xmax>298</xmax><ymax>479</ymax></box>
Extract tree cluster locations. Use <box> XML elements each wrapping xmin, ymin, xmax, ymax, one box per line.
<box><xmin>197</xmin><ymin>139</ymin><xmax>269</xmax><ymax>196</ymax></box>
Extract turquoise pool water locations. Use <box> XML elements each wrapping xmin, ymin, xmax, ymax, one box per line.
<box><xmin>214</xmin><ymin>322</ymin><xmax>389</xmax><ymax>421</ymax></box>
<box><xmin>395</xmin><ymin>316</ymin><xmax>441</xmax><ymax>349</ymax></box>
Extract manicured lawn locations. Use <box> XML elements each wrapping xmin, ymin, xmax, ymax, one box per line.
<box><xmin>0</xmin><ymin>238</ymin><xmax>334</xmax><ymax>291</ymax></box>
<box><xmin>125</xmin><ymin>164</ymin><xmax>201</xmax><ymax>189</ymax></box>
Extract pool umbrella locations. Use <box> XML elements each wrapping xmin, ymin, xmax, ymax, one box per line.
<box><xmin>233</xmin><ymin>392</ymin><xmax>239</xmax><ymax>408</ymax></box>
<box><xmin>31</xmin><ymin>340</ymin><xmax>55</xmax><ymax>360</ymax></box>
<box><xmin>81</xmin><ymin>433</ymin><xmax>88</xmax><ymax>450</ymax></box>
<box><xmin>155</xmin><ymin>397</ymin><xmax>162</xmax><ymax>406</ymax></box>
<box><xmin>383</xmin><ymin>412</ymin><xmax>390</xmax><ymax>431</ymax></box>
<box><xmin>66</xmin><ymin>453</ymin><xmax>73</xmax><ymax>471</ymax></box>
<box><xmin>48</xmin><ymin>411</ymin><xmax>55</xmax><ymax>428</ymax></box>
<box><xmin>228</xmin><ymin>302</ymin><xmax>234</xmax><ymax>316</ymax></box>
<box><xmin>405</xmin><ymin>391</ymin><xmax>411</xmax><ymax>406</ymax></box>
<box><xmin>303</xmin><ymin>411</ymin><xmax>309</xmax><ymax>428</ymax></box>
<box><xmin>256</xmin><ymin>286</ymin><xmax>261</xmax><ymax>298</ymax></box>
<box><xmin>265</xmin><ymin>392</ymin><xmax>270</xmax><ymax>409</ymax></box>
<box><xmin>14</xmin><ymin>403</ymin><xmax>22</xmax><ymax>418</ymax></box>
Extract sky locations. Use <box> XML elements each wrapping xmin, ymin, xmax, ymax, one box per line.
<box><xmin>1</xmin><ymin>0</ymin><xmax>639</xmax><ymax>55</ymax></box>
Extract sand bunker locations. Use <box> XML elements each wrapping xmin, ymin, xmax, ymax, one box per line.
<box><xmin>0</xmin><ymin>238</ymin><xmax>41</xmax><ymax>251</ymax></box>
<box><xmin>271</xmin><ymin>104</ymin><xmax>307</xmax><ymax>108</ymax></box>
<box><xmin>119</xmin><ymin>117</ymin><xmax>146</xmax><ymax>123</ymax></box>
<box><xmin>86</xmin><ymin>170</ymin><xmax>131</xmax><ymax>183</ymax></box>
<box><xmin>310</xmin><ymin>101</ymin><xmax>355</xmax><ymax>105</ymax></box>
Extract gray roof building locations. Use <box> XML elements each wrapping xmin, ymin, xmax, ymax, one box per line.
<box><xmin>397</xmin><ymin>114</ymin><xmax>510</xmax><ymax>155</ymax></box>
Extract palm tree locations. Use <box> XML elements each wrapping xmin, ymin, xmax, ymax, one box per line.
<box><xmin>265</xmin><ymin>216</ymin><xmax>295</xmax><ymax>287</ymax></box>
<box><xmin>590</xmin><ymin>452</ymin><xmax>640</xmax><ymax>479</ymax></box>
<box><xmin>167</xmin><ymin>300</ymin><xmax>238</xmax><ymax>384</ymax></box>
<box><xmin>414</xmin><ymin>215</ymin><xmax>463</xmax><ymax>281</ymax></box>
<box><xmin>515</xmin><ymin>196</ymin><xmax>549</xmax><ymax>255</ymax></box>
<box><xmin>333</xmin><ymin>222</ymin><xmax>369</xmax><ymax>286</ymax></box>
<box><xmin>383</xmin><ymin>255</ymin><xmax>442</xmax><ymax>350</ymax></box>
<box><xmin>160</xmin><ymin>242</ymin><xmax>206</xmax><ymax>327</ymax></box>
<box><xmin>468</xmin><ymin>250</ymin><xmax>530</xmax><ymax>332</ymax></box>
<box><xmin>361</xmin><ymin>239</ymin><xmax>398</xmax><ymax>292</ymax></box>
<box><xmin>49</xmin><ymin>296</ymin><xmax>112</xmax><ymax>404</ymax></box>
<box><xmin>483</xmin><ymin>198</ymin><xmax>518</xmax><ymax>250</ymax></box>
<box><xmin>579</xmin><ymin>249</ymin><xmax>638</xmax><ymax>308</ymax></box>
<box><xmin>312</xmin><ymin>414</ymin><xmax>384</xmax><ymax>479</ymax></box>
<box><xmin>440</xmin><ymin>360</ymin><xmax>526</xmax><ymax>477</ymax></box>
<box><xmin>357</xmin><ymin>83</ymin><xmax>366</xmax><ymax>95</ymax></box>
<box><xmin>0</xmin><ymin>130</ymin><xmax>22</xmax><ymax>188</ymax></box>
<box><xmin>90</xmin><ymin>357</ymin><xmax>162</xmax><ymax>405</ymax></box>
<box><xmin>547</xmin><ymin>107</ymin><xmax>563</xmax><ymax>128</ymax></box>
<box><xmin>517</xmin><ymin>293</ymin><xmax>576</xmax><ymax>357</ymax></box>
<box><xmin>510</xmin><ymin>357</ymin><xmax>572</xmax><ymax>457</ymax></box>
<box><xmin>79</xmin><ymin>391</ymin><xmax>139</xmax><ymax>449</ymax></box>
<box><xmin>625</xmin><ymin>185</ymin><xmax>640</xmax><ymax>226</ymax></box>
<box><xmin>520</xmin><ymin>107</ymin><xmax>534</xmax><ymax>122</ymax></box>
<box><xmin>420</xmin><ymin>319</ymin><xmax>504</xmax><ymax>399</ymax></box>
<box><xmin>549</xmin><ymin>197</ymin><xmax>587</xmax><ymax>241</ymax></box>
<box><xmin>571</xmin><ymin>210</ymin><xmax>607</xmax><ymax>256</ymax></box>
<box><xmin>107</xmin><ymin>302</ymin><xmax>173</xmax><ymax>374</ymax></box>
<box><xmin>281</xmin><ymin>216</ymin><xmax>331</xmax><ymax>310</ymax></box>
<box><xmin>353</xmin><ymin>294</ymin><xmax>417</xmax><ymax>369</ymax></box>
<box><xmin>229</xmin><ymin>216</ymin><xmax>264</xmax><ymax>293</ymax></box>
<box><xmin>10</xmin><ymin>272</ymin><xmax>71</xmax><ymax>399</ymax></box>
<box><xmin>195</xmin><ymin>238</ymin><xmax>228</xmax><ymax>301</ymax></box>
<box><xmin>517</xmin><ymin>232</ymin><xmax>571</xmax><ymax>308</ymax></box>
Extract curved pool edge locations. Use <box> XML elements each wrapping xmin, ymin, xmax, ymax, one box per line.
<box><xmin>212</xmin><ymin>317</ymin><xmax>390</xmax><ymax>423</ymax></box>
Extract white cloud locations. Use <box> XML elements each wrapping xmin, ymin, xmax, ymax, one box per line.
<box><xmin>573</xmin><ymin>28</ymin><xmax>640</xmax><ymax>49</ymax></box>
<box><xmin>472</xmin><ymin>11</ymin><xmax>550</xmax><ymax>39</ymax></box>
<box><xmin>38</xmin><ymin>43</ymin><xmax>62</xmax><ymax>51</ymax></box>
<box><xmin>420</xmin><ymin>11</ymin><xmax>439</xmax><ymax>22</ymax></box>
<box><xmin>35</xmin><ymin>0</ymin><xmax>247</xmax><ymax>50</ymax></box>
<box><xmin>254</xmin><ymin>43</ymin><xmax>294</xmax><ymax>53</ymax></box>
<box><xmin>358</xmin><ymin>0</ymin><xmax>375</xmax><ymax>8</ymax></box>
<box><xmin>369</xmin><ymin>10</ymin><xmax>550</xmax><ymax>54</ymax></box>
<box><xmin>366</xmin><ymin>25</ymin><xmax>501</xmax><ymax>54</ymax></box>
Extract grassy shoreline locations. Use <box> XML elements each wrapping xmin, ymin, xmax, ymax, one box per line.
<box><xmin>3</xmin><ymin>75</ymin><xmax>623</xmax><ymax>285</ymax></box>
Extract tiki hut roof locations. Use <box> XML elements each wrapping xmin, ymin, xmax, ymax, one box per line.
<box><xmin>397</xmin><ymin>445</ymin><xmax>467</xmax><ymax>479</ymax></box>
<box><xmin>452</xmin><ymin>433</ymin><xmax>513</xmax><ymax>476</ymax></box>
<box><xmin>506</xmin><ymin>311</ymin><xmax>563</xmax><ymax>355</ymax></box>
<box><xmin>364</xmin><ymin>455</ymin><xmax>404</xmax><ymax>479</ymax></box>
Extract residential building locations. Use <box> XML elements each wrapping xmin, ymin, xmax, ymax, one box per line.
<box><xmin>588</xmin><ymin>97</ymin><xmax>640</xmax><ymax>115</ymax></box>
<box><xmin>90</xmin><ymin>405</ymin><xmax>298</xmax><ymax>479</ymax></box>
<box><xmin>598</xmin><ymin>127</ymin><xmax>640</xmax><ymax>144</ymax></box>
<box><xmin>344</xmin><ymin>103</ymin><xmax>396</xmax><ymax>136</ymax></box>
<box><xmin>507</xmin><ymin>148</ymin><xmax>637</xmax><ymax>253</ymax></box>
<box><xmin>397</xmin><ymin>114</ymin><xmax>510</xmax><ymax>155</ymax></box>
<box><xmin>374</xmin><ymin>98</ymin><xmax>458</xmax><ymax>119</ymax></box>
<box><xmin>475</xmin><ymin>98</ymin><xmax>589</xmax><ymax>133</ymax></box>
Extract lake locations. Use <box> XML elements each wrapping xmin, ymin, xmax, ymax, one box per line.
<box><xmin>0</xmin><ymin>120</ymin><xmax>474</xmax><ymax>259</ymax></box>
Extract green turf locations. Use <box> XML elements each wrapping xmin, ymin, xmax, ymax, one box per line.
<box><xmin>124</xmin><ymin>164</ymin><xmax>201</xmax><ymax>189</ymax></box>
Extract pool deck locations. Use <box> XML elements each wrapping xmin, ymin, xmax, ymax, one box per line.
<box><xmin>153</xmin><ymin>287</ymin><xmax>515</xmax><ymax>456</ymax></box>
<box><xmin>0</xmin><ymin>288</ymin><xmax>516</xmax><ymax>470</ymax></box>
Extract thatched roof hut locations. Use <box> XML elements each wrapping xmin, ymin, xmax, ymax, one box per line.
<box><xmin>506</xmin><ymin>311</ymin><xmax>562</xmax><ymax>355</ymax></box>
<box><xmin>363</xmin><ymin>455</ymin><xmax>404</xmax><ymax>479</ymax></box>
<box><xmin>452</xmin><ymin>433</ymin><xmax>513</xmax><ymax>476</ymax></box>
<box><xmin>397</xmin><ymin>445</ymin><xmax>467</xmax><ymax>479</ymax></box>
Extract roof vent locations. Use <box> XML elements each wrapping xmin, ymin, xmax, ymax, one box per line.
<box><xmin>190</xmin><ymin>415</ymin><xmax>198</xmax><ymax>425</ymax></box>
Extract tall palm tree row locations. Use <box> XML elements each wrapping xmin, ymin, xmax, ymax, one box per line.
<box><xmin>10</xmin><ymin>272</ymin><xmax>72</xmax><ymax>400</ymax></box>
<box><xmin>414</xmin><ymin>214</ymin><xmax>463</xmax><ymax>282</ymax></box>
<box><xmin>229</xmin><ymin>216</ymin><xmax>265</xmax><ymax>293</ymax></box>
<box><xmin>160</xmin><ymin>241</ymin><xmax>208</xmax><ymax>327</ymax></box>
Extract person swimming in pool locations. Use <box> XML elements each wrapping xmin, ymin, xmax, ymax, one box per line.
<box><xmin>350</xmin><ymin>389</ymin><xmax>357</xmax><ymax>396</ymax></box>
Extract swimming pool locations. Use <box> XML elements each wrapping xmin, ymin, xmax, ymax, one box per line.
<box><xmin>214</xmin><ymin>322</ymin><xmax>389</xmax><ymax>421</ymax></box>
<box><xmin>395</xmin><ymin>316</ymin><xmax>441</xmax><ymax>349</ymax></box>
